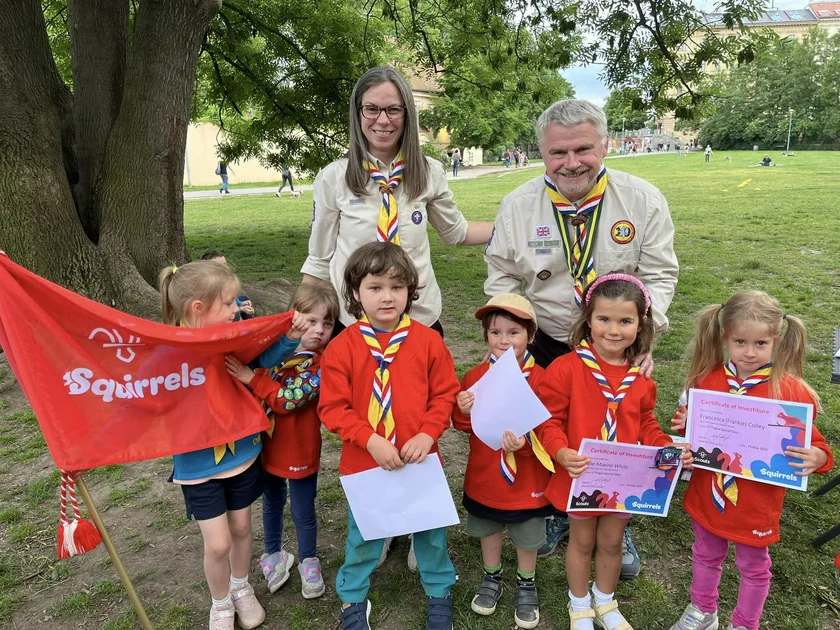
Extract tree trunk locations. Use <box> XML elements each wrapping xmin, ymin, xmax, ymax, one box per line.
<box><xmin>0</xmin><ymin>0</ymin><xmax>112</xmax><ymax>300</ymax></box>
<box><xmin>67</xmin><ymin>0</ymin><xmax>129</xmax><ymax>242</ymax></box>
<box><xmin>0</xmin><ymin>0</ymin><xmax>221</xmax><ymax>320</ymax></box>
<box><xmin>96</xmin><ymin>0</ymin><xmax>222</xmax><ymax>287</ymax></box>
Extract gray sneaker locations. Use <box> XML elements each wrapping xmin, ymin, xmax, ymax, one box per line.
<box><xmin>298</xmin><ymin>557</ymin><xmax>326</xmax><ymax>599</ymax></box>
<box><xmin>470</xmin><ymin>574</ymin><xmax>503</xmax><ymax>615</ymax></box>
<box><xmin>670</xmin><ymin>603</ymin><xmax>719</xmax><ymax>630</ymax></box>
<box><xmin>725</xmin><ymin>626</ymin><xmax>747</xmax><ymax>630</ymax></box>
<box><xmin>619</xmin><ymin>526</ymin><xmax>640</xmax><ymax>580</ymax></box>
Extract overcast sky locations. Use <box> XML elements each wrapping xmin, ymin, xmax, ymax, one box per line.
<box><xmin>561</xmin><ymin>0</ymin><xmax>809</xmax><ymax>105</ymax></box>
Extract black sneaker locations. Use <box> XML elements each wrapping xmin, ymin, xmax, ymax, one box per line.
<box><xmin>514</xmin><ymin>582</ymin><xmax>540</xmax><ymax>629</ymax></box>
<box><xmin>536</xmin><ymin>515</ymin><xmax>570</xmax><ymax>558</ymax></box>
<box><xmin>426</xmin><ymin>594</ymin><xmax>453</xmax><ymax>630</ymax></box>
<box><xmin>341</xmin><ymin>600</ymin><xmax>371</xmax><ymax>630</ymax></box>
<box><xmin>470</xmin><ymin>574</ymin><xmax>503</xmax><ymax>615</ymax></box>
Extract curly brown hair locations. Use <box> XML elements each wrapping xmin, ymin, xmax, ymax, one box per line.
<box><xmin>342</xmin><ymin>242</ymin><xmax>420</xmax><ymax>319</ymax></box>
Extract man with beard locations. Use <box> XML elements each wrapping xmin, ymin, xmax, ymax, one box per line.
<box><xmin>484</xmin><ymin>99</ymin><xmax>678</xmax><ymax>579</ymax></box>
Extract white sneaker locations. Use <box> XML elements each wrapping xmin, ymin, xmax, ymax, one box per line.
<box><xmin>407</xmin><ymin>534</ymin><xmax>417</xmax><ymax>572</ymax></box>
<box><xmin>275</xmin><ymin>192</ymin><xmax>281</xmax><ymax>197</ymax></box>
<box><xmin>375</xmin><ymin>537</ymin><xmax>393</xmax><ymax>569</ymax></box>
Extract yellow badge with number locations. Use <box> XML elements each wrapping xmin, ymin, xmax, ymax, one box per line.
<box><xmin>611</xmin><ymin>220</ymin><xmax>635</xmax><ymax>244</ymax></box>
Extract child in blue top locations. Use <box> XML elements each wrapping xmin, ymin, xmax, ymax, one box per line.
<box><xmin>160</xmin><ymin>260</ymin><xmax>306</xmax><ymax>630</ymax></box>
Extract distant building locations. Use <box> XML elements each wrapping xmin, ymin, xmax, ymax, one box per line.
<box><xmin>658</xmin><ymin>2</ymin><xmax>840</xmax><ymax>138</ymax></box>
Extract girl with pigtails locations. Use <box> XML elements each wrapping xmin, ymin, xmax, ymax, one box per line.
<box><xmin>670</xmin><ymin>290</ymin><xmax>834</xmax><ymax>630</ymax></box>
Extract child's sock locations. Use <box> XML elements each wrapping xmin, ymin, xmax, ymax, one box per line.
<box><xmin>569</xmin><ymin>589</ymin><xmax>594</xmax><ymax>630</ymax></box>
<box><xmin>483</xmin><ymin>564</ymin><xmax>502</xmax><ymax>581</ymax></box>
<box><xmin>516</xmin><ymin>569</ymin><xmax>536</xmax><ymax>588</ymax></box>
<box><xmin>230</xmin><ymin>574</ymin><xmax>249</xmax><ymax>590</ymax></box>
<box><xmin>212</xmin><ymin>592</ymin><xmax>232</xmax><ymax>608</ymax></box>
<box><xmin>592</xmin><ymin>584</ymin><xmax>624</xmax><ymax>629</ymax></box>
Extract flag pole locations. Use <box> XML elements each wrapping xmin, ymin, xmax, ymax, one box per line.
<box><xmin>75</xmin><ymin>475</ymin><xmax>154</xmax><ymax>630</ymax></box>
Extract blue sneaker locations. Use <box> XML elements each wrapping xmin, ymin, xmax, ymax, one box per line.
<box><xmin>536</xmin><ymin>515</ymin><xmax>570</xmax><ymax>558</ymax></box>
<box><xmin>620</xmin><ymin>526</ymin><xmax>641</xmax><ymax>580</ymax></box>
<box><xmin>426</xmin><ymin>594</ymin><xmax>453</xmax><ymax>630</ymax></box>
<box><xmin>341</xmin><ymin>600</ymin><xmax>371</xmax><ymax>630</ymax></box>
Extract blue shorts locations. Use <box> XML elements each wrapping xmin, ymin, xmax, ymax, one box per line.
<box><xmin>181</xmin><ymin>458</ymin><xmax>264</xmax><ymax>521</ymax></box>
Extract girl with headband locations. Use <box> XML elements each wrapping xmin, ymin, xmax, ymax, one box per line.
<box><xmin>535</xmin><ymin>273</ymin><xmax>691</xmax><ymax>630</ymax></box>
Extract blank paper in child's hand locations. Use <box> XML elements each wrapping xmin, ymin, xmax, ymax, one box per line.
<box><xmin>339</xmin><ymin>457</ymin><xmax>460</xmax><ymax>540</ymax></box>
<box><xmin>468</xmin><ymin>347</ymin><xmax>551</xmax><ymax>450</ymax></box>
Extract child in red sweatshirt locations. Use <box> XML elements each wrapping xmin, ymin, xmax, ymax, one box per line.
<box><xmin>226</xmin><ymin>282</ymin><xmax>340</xmax><ymax>602</ymax></box>
<box><xmin>535</xmin><ymin>274</ymin><xmax>690</xmax><ymax>630</ymax></box>
<box><xmin>318</xmin><ymin>242</ymin><xmax>460</xmax><ymax>630</ymax></box>
<box><xmin>452</xmin><ymin>293</ymin><xmax>555</xmax><ymax>630</ymax></box>
<box><xmin>669</xmin><ymin>290</ymin><xmax>833</xmax><ymax>630</ymax></box>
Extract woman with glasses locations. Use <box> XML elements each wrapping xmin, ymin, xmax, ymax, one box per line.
<box><xmin>301</xmin><ymin>66</ymin><xmax>492</xmax><ymax>339</ymax></box>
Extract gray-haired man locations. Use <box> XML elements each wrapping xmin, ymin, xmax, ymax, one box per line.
<box><xmin>484</xmin><ymin>98</ymin><xmax>679</xmax><ymax>579</ymax></box>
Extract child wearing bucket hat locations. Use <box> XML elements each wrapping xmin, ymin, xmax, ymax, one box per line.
<box><xmin>451</xmin><ymin>293</ymin><xmax>555</xmax><ymax>630</ymax></box>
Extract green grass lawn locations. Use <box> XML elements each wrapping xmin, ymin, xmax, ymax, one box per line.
<box><xmin>1</xmin><ymin>150</ymin><xmax>839</xmax><ymax>629</ymax></box>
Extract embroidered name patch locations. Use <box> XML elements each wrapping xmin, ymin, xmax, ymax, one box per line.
<box><xmin>349</xmin><ymin>198</ymin><xmax>365</xmax><ymax>205</ymax></box>
<box><xmin>611</xmin><ymin>220</ymin><xmax>636</xmax><ymax>244</ymax></box>
<box><xmin>412</xmin><ymin>210</ymin><xmax>423</xmax><ymax>225</ymax></box>
<box><xmin>537</xmin><ymin>270</ymin><xmax>552</xmax><ymax>281</ymax></box>
<box><xmin>535</xmin><ymin>225</ymin><xmax>552</xmax><ymax>238</ymax></box>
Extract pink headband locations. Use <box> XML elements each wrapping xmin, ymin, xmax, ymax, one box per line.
<box><xmin>585</xmin><ymin>273</ymin><xmax>651</xmax><ymax>314</ymax></box>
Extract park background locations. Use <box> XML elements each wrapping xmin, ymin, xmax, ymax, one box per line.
<box><xmin>2</xmin><ymin>0</ymin><xmax>840</xmax><ymax>629</ymax></box>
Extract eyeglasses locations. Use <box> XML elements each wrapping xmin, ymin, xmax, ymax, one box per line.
<box><xmin>360</xmin><ymin>104</ymin><xmax>406</xmax><ymax>120</ymax></box>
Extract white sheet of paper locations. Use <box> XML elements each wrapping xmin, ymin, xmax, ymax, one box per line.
<box><xmin>467</xmin><ymin>347</ymin><xmax>551</xmax><ymax>450</ymax></box>
<box><xmin>339</xmin><ymin>457</ymin><xmax>460</xmax><ymax>541</ymax></box>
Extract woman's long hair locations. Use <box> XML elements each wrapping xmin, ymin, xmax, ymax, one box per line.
<box><xmin>345</xmin><ymin>66</ymin><xmax>429</xmax><ymax>200</ymax></box>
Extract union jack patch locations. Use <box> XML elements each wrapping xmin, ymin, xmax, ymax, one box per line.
<box><xmin>535</xmin><ymin>225</ymin><xmax>552</xmax><ymax>238</ymax></box>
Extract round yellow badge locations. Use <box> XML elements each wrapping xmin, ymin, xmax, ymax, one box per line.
<box><xmin>611</xmin><ymin>220</ymin><xmax>635</xmax><ymax>244</ymax></box>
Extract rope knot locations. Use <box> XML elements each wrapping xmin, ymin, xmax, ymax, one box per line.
<box><xmin>379</xmin><ymin>183</ymin><xmax>394</xmax><ymax>195</ymax></box>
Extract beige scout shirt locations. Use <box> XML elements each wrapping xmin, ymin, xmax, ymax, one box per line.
<box><xmin>301</xmin><ymin>154</ymin><xmax>469</xmax><ymax>327</ymax></box>
<box><xmin>485</xmin><ymin>168</ymin><xmax>678</xmax><ymax>343</ymax></box>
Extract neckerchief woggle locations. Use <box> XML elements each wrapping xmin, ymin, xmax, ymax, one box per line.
<box><xmin>263</xmin><ymin>351</ymin><xmax>321</xmax><ymax>438</ymax></box>
<box><xmin>711</xmin><ymin>361</ymin><xmax>773</xmax><ymax>513</ymax></box>
<box><xmin>575</xmin><ymin>338</ymin><xmax>639</xmax><ymax>442</ymax></box>
<box><xmin>364</xmin><ymin>151</ymin><xmax>405</xmax><ymax>245</ymax></box>
<box><xmin>489</xmin><ymin>351</ymin><xmax>556</xmax><ymax>484</ymax></box>
<box><xmin>359</xmin><ymin>313</ymin><xmax>411</xmax><ymax>443</ymax></box>
<box><xmin>544</xmin><ymin>167</ymin><xmax>607</xmax><ymax>307</ymax></box>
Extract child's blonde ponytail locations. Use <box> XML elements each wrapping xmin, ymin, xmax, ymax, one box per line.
<box><xmin>685</xmin><ymin>304</ymin><xmax>725</xmax><ymax>391</ymax></box>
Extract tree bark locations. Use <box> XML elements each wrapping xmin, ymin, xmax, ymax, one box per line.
<box><xmin>96</xmin><ymin>0</ymin><xmax>222</xmax><ymax>286</ymax></box>
<box><xmin>0</xmin><ymin>0</ymin><xmax>109</xmax><ymax>298</ymax></box>
<box><xmin>67</xmin><ymin>0</ymin><xmax>129</xmax><ymax>242</ymax></box>
<box><xmin>0</xmin><ymin>0</ymin><xmax>220</xmax><ymax>320</ymax></box>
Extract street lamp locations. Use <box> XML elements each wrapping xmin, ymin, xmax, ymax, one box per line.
<box><xmin>786</xmin><ymin>109</ymin><xmax>794</xmax><ymax>152</ymax></box>
<box><xmin>622</xmin><ymin>117</ymin><xmax>626</xmax><ymax>138</ymax></box>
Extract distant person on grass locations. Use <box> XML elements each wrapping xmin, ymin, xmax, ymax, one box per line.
<box><xmin>669</xmin><ymin>291</ymin><xmax>833</xmax><ymax>630</ymax></box>
<box><xmin>200</xmin><ymin>250</ymin><xmax>254</xmax><ymax>320</ymax></box>
<box><xmin>484</xmin><ymin>98</ymin><xmax>678</xmax><ymax>578</ymax></box>
<box><xmin>704</xmin><ymin>145</ymin><xmax>712</xmax><ymax>162</ymax></box>
<box><xmin>216</xmin><ymin>161</ymin><xmax>232</xmax><ymax>194</ymax></box>
<box><xmin>276</xmin><ymin>166</ymin><xmax>295</xmax><ymax>197</ymax></box>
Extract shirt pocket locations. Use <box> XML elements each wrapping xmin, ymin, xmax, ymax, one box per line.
<box><xmin>595</xmin><ymin>246</ymin><xmax>641</xmax><ymax>274</ymax></box>
<box><xmin>398</xmin><ymin>202</ymin><xmax>428</xmax><ymax>249</ymax></box>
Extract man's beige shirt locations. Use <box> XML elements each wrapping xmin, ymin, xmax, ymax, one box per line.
<box><xmin>301</xmin><ymin>154</ymin><xmax>468</xmax><ymax>326</ymax></box>
<box><xmin>484</xmin><ymin>168</ymin><xmax>678</xmax><ymax>342</ymax></box>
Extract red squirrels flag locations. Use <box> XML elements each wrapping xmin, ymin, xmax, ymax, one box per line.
<box><xmin>0</xmin><ymin>252</ymin><xmax>292</xmax><ymax>471</ymax></box>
